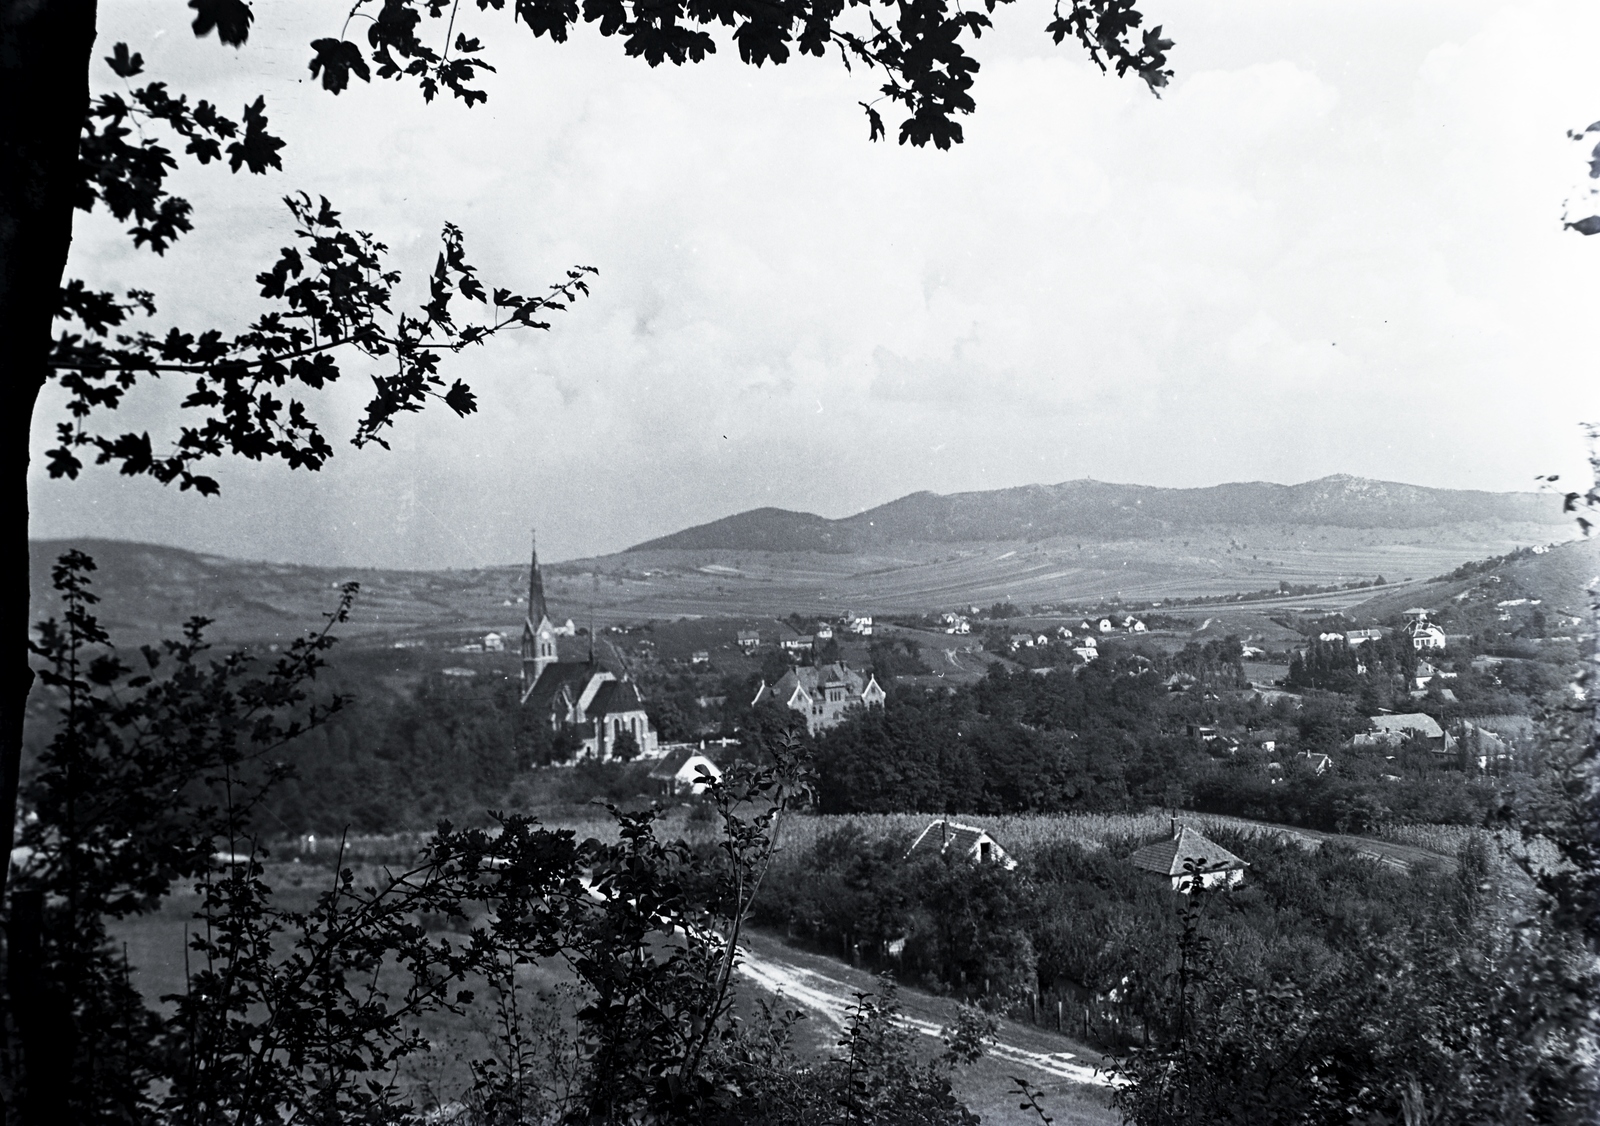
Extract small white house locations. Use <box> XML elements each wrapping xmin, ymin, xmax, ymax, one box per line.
<box><xmin>1131</xmin><ymin>825</ymin><xmax>1248</xmax><ymax>892</ymax></box>
<box><xmin>483</xmin><ymin>632</ymin><xmax>506</xmax><ymax>652</ymax></box>
<box><xmin>648</xmin><ymin>749</ymin><xmax>722</xmax><ymax>796</ymax></box>
<box><xmin>904</xmin><ymin>820</ymin><xmax>1017</xmax><ymax>870</ymax></box>
<box><xmin>1098</xmin><ymin>619</ymin><xmax>1114</xmax><ymax>633</ymax></box>
<box><xmin>1411</xmin><ymin>625</ymin><xmax>1447</xmax><ymax>651</ymax></box>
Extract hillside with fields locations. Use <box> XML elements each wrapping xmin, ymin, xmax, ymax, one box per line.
<box><xmin>27</xmin><ymin>474</ymin><xmax>1583</xmax><ymax>647</ymax></box>
<box><xmin>630</xmin><ymin>475</ymin><xmax>1566</xmax><ymax>552</ymax></box>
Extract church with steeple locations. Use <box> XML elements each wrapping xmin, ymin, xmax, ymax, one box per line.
<box><xmin>519</xmin><ymin>534</ymin><xmax>658</xmax><ymax>762</ymax></box>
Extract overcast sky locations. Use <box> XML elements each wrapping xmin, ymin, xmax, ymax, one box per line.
<box><xmin>28</xmin><ymin>0</ymin><xmax>1600</xmax><ymax>567</ymax></box>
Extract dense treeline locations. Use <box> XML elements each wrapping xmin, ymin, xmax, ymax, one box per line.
<box><xmin>1286</xmin><ymin>633</ymin><xmax>1416</xmax><ymax>693</ymax></box>
<box><xmin>261</xmin><ymin>637</ymin><xmax>1530</xmax><ymax>835</ymax></box>
<box><xmin>811</xmin><ymin>652</ymin><xmax>1513</xmax><ymax>831</ymax></box>
<box><xmin>757</xmin><ymin>823</ymin><xmax>1492</xmax><ymax>1050</ymax></box>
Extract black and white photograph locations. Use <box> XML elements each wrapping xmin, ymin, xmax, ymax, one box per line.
<box><xmin>5</xmin><ymin>0</ymin><xmax>1599</xmax><ymax>1121</ymax></box>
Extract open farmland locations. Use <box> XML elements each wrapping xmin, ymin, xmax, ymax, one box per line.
<box><xmin>31</xmin><ymin>516</ymin><xmax>1575</xmax><ymax>647</ymax></box>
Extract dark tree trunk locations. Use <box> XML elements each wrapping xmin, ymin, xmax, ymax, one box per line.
<box><xmin>1</xmin><ymin>4</ymin><xmax>96</xmax><ymax>1121</ymax></box>
<box><xmin>0</xmin><ymin>0</ymin><xmax>97</xmax><ymax>903</ymax></box>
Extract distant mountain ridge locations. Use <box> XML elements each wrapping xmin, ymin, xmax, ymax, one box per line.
<box><xmin>626</xmin><ymin>476</ymin><xmax>1565</xmax><ymax>553</ymax></box>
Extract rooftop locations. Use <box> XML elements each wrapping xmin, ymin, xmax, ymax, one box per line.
<box><xmin>1130</xmin><ymin>825</ymin><xmax>1248</xmax><ymax>878</ymax></box>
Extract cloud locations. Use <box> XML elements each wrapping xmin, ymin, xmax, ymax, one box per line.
<box><xmin>28</xmin><ymin>0</ymin><xmax>1600</xmax><ymax>567</ymax></box>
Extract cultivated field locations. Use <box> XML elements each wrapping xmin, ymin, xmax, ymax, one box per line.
<box><xmin>33</xmin><ymin>520</ymin><xmax>1575</xmax><ymax>645</ymax></box>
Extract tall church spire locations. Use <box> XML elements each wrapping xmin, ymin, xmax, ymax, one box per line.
<box><xmin>527</xmin><ymin>529</ymin><xmax>549</xmax><ymax>626</ymax></box>
<box><xmin>521</xmin><ymin>529</ymin><xmax>557</xmax><ymax>700</ymax></box>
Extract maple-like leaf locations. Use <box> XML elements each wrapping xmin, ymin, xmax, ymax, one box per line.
<box><xmin>189</xmin><ymin>0</ymin><xmax>254</xmax><ymax>47</ymax></box>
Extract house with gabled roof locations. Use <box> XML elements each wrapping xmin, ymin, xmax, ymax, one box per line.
<box><xmin>904</xmin><ymin>820</ymin><xmax>1017</xmax><ymax>870</ymax></box>
<box><xmin>648</xmin><ymin>748</ymin><xmax>722</xmax><ymax>795</ymax></box>
<box><xmin>752</xmin><ymin>661</ymin><xmax>885</xmax><ymax>733</ymax></box>
<box><xmin>1353</xmin><ymin>713</ymin><xmax>1449</xmax><ymax>752</ymax></box>
<box><xmin>1131</xmin><ymin>824</ymin><xmax>1248</xmax><ymax>892</ymax></box>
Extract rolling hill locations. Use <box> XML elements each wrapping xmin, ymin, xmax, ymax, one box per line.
<box><xmin>28</xmin><ymin>476</ymin><xmax>1582</xmax><ymax>644</ymax></box>
<box><xmin>628</xmin><ymin>475</ymin><xmax>1565</xmax><ymax>553</ymax></box>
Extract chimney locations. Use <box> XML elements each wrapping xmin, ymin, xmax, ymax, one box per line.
<box><xmin>1171</xmin><ymin>817</ymin><xmax>1179</xmax><ymax>839</ymax></box>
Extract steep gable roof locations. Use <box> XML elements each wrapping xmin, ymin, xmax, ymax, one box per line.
<box><xmin>648</xmin><ymin>747</ymin><xmax>716</xmax><ymax>777</ymax></box>
<box><xmin>522</xmin><ymin>661</ymin><xmax>595</xmax><ymax>710</ymax></box>
<box><xmin>1130</xmin><ymin>826</ymin><xmax>1248</xmax><ymax>878</ymax></box>
<box><xmin>903</xmin><ymin>820</ymin><xmax>1015</xmax><ymax>868</ymax></box>
<box><xmin>589</xmin><ymin>678</ymin><xmax>646</xmax><ymax>717</ymax></box>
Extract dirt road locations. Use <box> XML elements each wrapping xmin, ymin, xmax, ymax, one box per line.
<box><xmin>733</xmin><ymin>930</ymin><xmax>1122</xmax><ymax>1124</ymax></box>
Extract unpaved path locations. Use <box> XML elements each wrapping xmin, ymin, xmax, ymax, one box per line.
<box><xmin>734</xmin><ymin>930</ymin><xmax>1113</xmax><ymax>1089</ymax></box>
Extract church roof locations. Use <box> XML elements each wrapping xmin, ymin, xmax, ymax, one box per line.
<box><xmin>1131</xmin><ymin>826</ymin><xmax>1248</xmax><ymax>878</ymax></box>
<box><xmin>588</xmin><ymin>678</ymin><xmax>646</xmax><ymax>717</ymax></box>
<box><xmin>523</xmin><ymin>661</ymin><xmax>594</xmax><ymax>709</ymax></box>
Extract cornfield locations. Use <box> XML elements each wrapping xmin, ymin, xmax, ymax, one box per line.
<box><xmin>769</xmin><ymin>809</ymin><xmax>1302</xmax><ymax>863</ymax></box>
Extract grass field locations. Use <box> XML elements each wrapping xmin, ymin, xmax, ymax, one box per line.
<box><xmin>33</xmin><ymin>523</ymin><xmax>1576</xmax><ymax>647</ymax></box>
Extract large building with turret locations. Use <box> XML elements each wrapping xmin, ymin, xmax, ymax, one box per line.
<box><xmin>519</xmin><ymin>536</ymin><xmax>658</xmax><ymax>762</ymax></box>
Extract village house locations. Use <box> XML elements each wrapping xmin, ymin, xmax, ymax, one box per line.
<box><xmin>691</xmin><ymin>650</ymin><xmax>710</xmax><ymax>666</ymax></box>
<box><xmin>1345</xmin><ymin>628</ymin><xmax>1383</xmax><ymax>645</ymax></box>
<box><xmin>1298</xmin><ymin>750</ymin><xmax>1333</xmax><ymax>775</ymax></box>
<box><xmin>814</xmin><ymin>623</ymin><xmax>835</xmax><ymax>640</ymax></box>
<box><xmin>519</xmin><ymin>536</ymin><xmax>659</xmax><ymax>762</ymax></box>
<box><xmin>648</xmin><ymin>748</ymin><xmax>722</xmax><ymax>796</ymax></box>
<box><xmin>1410</xmin><ymin>624</ymin><xmax>1447</xmax><ymax>650</ymax></box>
<box><xmin>1403</xmin><ymin>609</ymin><xmax>1446</xmax><ymax>650</ymax></box>
<box><xmin>736</xmin><ymin>630</ymin><xmax>761</xmax><ymax>651</ymax></box>
<box><xmin>1124</xmin><ymin>617</ymin><xmax>1147</xmax><ymax>632</ymax></box>
<box><xmin>1353</xmin><ymin>712</ymin><xmax>1451</xmax><ymax>753</ymax></box>
<box><xmin>841</xmin><ymin>613</ymin><xmax>874</xmax><ymax>636</ymax></box>
<box><xmin>752</xmin><ymin>662</ymin><xmax>886</xmax><ymax>733</ymax></box>
<box><xmin>904</xmin><ymin>820</ymin><xmax>1018</xmax><ymax>870</ymax></box>
<box><xmin>483</xmin><ymin>631</ymin><xmax>506</xmax><ymax>652</ymax></box>
<box><xmin>781</xmin><ymin>634</ymin><xmax>815</xmax><ymax>655</ymax></box>
<box><xmin>1131</xmin><ymin>824</ymin><xmax>1249</xmax><ymax>892</ymax></box>
<box><xmin>1098</xmin><ymin>618</ymin><xmax>1114</xmax><ymax>633</ymax></box>
<box><xmin>1009</xmin><ymin>632</ymin><xmax>1036</xmax><ymax>650</ymax></box>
